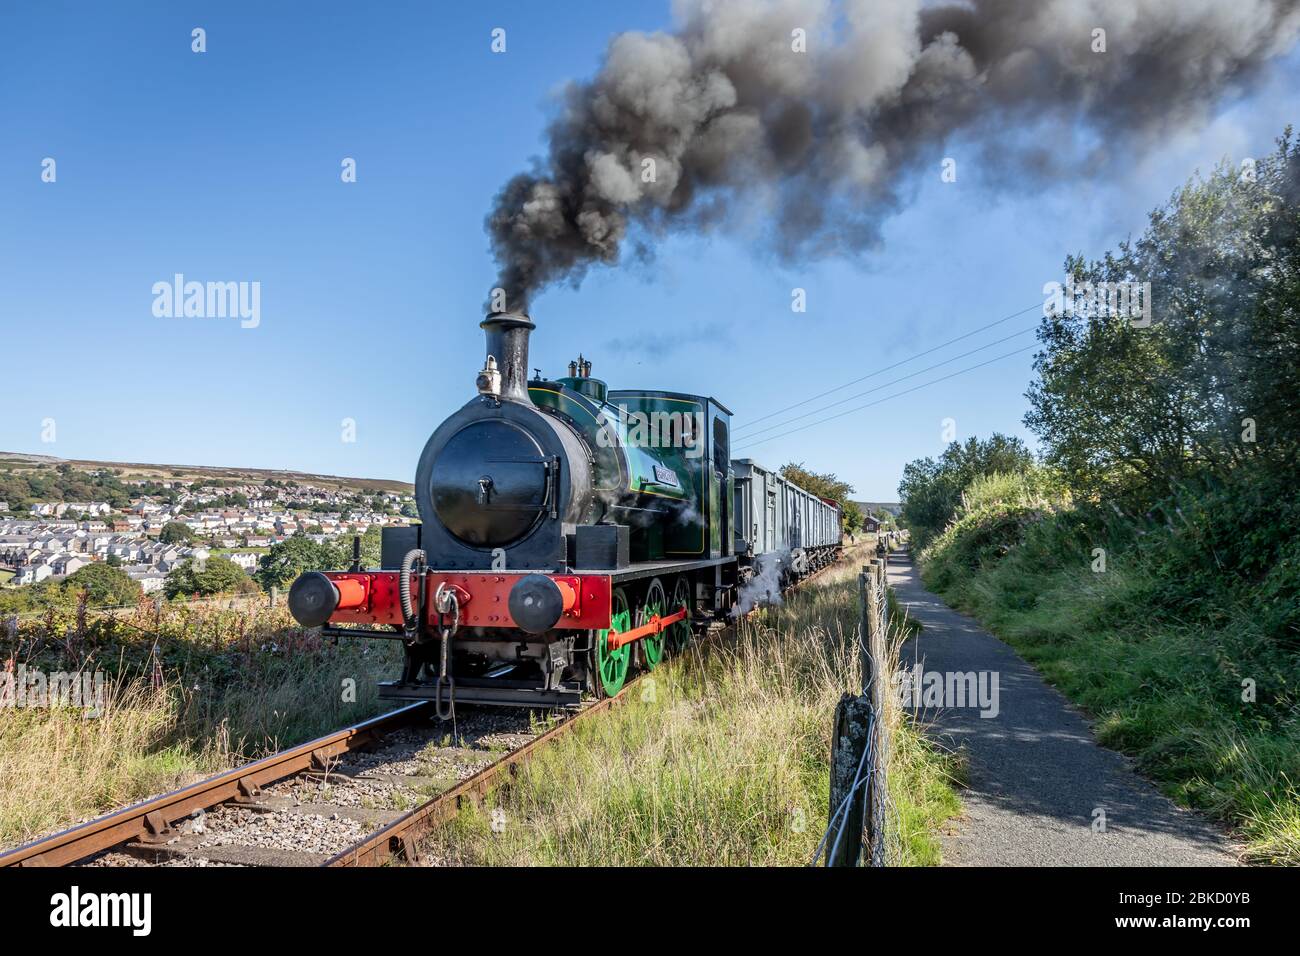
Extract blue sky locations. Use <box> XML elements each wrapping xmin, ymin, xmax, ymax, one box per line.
<box><xmin>2</xmin><ymin>1</ymin><xmax>1297</xmax><ymax>499</ymax></box>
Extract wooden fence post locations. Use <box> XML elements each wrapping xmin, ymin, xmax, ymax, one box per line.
<box><xmin>825</xmin><ymin>566</ymin><xmax>892</xmax><ymax>866</ymax></box>
<box><xmin>827</xmin><ymin>691</ymin><xmax>871</xmax><ymax>866</ymax></box>
<box><xmin>858</xmin><ymin>565</ymin><xmax>875</xmax><ymax>695</ymax></box>
<box><xmin>875</xmin><ymin>559</ymin><xmax>888</xmax><ymax>660</ymax></box>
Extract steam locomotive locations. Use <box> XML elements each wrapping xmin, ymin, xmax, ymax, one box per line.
<box><xmin>287</xmin><ymin>312</ymin><xmax>842</xmax><ymax>711</ymax></box>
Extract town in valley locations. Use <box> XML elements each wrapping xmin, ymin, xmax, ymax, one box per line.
<box><xmin>0</xmin><ymin>453</ymin><xmax>416</xmax><ymax>610</ymax></box>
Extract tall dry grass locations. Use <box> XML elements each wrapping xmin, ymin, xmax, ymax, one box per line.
<box><xmin>0</xmin><ymin>600</ymin><xmax>402</xmax><ymax>848</ymax></box>
<box><xmin>423</xmin><ymin>555</ymin><xmax>960</xmax><ymax>866</ymax></box>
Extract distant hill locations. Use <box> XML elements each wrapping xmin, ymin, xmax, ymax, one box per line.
<box><xmin>0</xmin><ymin>451</ymin><xmax>414</xmax><ymax>495</ymax></box>
<box><xmin>853</xmin><ymin>501</ymin><xmax>901</xmax><ymax>516</ymax></box>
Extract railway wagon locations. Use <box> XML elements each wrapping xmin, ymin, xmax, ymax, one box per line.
<box><xmin>287</xmin><ymin>312</ymin><xmax>842</xmax><ymax>712</ymax></box>
<box><xmin>732</xmin><ymin>459</ymin><xmax>842</xmax><ymax>584</ymax></box>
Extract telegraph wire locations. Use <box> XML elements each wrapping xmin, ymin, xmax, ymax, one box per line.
<box><xmin>733</xmin><ymin>344</ymin><xmax>1039</xmax><ymax>452</ymax></box>
<box><xmin>734</xmin><ymin>302</ymin><xmax>1043</xmax><ymax>433</ymax></box>
<box><xmin>737</xmin><ymin>325</ymin><xmax>1038</xmax><ymax>441</ymax></box>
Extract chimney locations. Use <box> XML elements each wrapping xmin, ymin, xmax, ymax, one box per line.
<box><xmin>480</xmin><ymin>311</ymin><xmax>535</xmax><ymax>403</ymax></box>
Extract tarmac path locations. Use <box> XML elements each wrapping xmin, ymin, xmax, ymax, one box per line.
<box><xmin>888</xmin><ymin>550</ymin><xmax>1237</xmax><ymax>866</ymax></box>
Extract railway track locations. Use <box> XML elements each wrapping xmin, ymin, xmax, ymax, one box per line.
<box><xmin>0</xmin><ymin>555</ymin><xmax>848</xmax><ymax>869</ymax></box>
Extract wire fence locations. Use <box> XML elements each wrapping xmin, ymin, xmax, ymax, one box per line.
<box><xmin>811</xmin><ymin>553</ymin><xmax>893</xmax><ymax>867</ymax></box>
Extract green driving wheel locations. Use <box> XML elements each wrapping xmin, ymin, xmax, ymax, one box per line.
<box><xmin>594</xmin><ymin>588</ymin><xmax>632</xmax><ymax>697</ymax></box>
<box><xmin>667</xmin><ymin>576</ymin><xmax>692</xmax><ymax>654</ymax></box>
<box><xmin>639</xmin><ymin>578</ymin><xmax>667</xmax><ymax>670</ymax></box>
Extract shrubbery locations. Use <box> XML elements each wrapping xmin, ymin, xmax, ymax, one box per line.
<box><xmin>164</xmin><ymin>557</ymin><xmax>259</xmax><ymax>599</ymax></box>
<box><xmin>902</xmin><ymin>130</ymin><xmax>1300</xmax><ymax>862</ymax></box>
<box><xmin>918</xmin><ymin>468</ymin><xmax>1299</xmax><ymax>862</ymax></box>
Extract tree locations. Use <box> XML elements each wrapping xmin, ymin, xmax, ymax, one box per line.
<box><xmin>256</xmin><ymin>534</ymin><xmax>345</xmax><ymax>590</ymax></box>
<box><xmin>159</xmin><ymin>521</ymin><xmax>196</xmax><ymax>544</ymax></box>
<box><xmin>358</xmin><ymin>525</ymin><xmax>382</xmax><ymax>567</ymax></box>
<box><xmin>163</xmin><ymin>560</ymin><xmax>200</xmax><ymax>598</ymax></box>
<box><xmin>780</xmin><ymin>462</ymin><xmax>864</xmax><ymax>535</ymax></box>
<box><xmin>1026</xmin><ymin>130</ymin><xmax>1300</xmax><ymax>502</ymax></box>
<box><xmin>898</xmin><ymin>434</ymin><xmax>1035</xmax><ymax>547</ymax></box>
<box><xmin>165</xmin><ymin>557</ymin><xmax>253</xmax><ymax>598</ymax></box>
<box><xmin>63</xmin><ymin>563</ymin><xmax>142</xmax><ymax>607</ymax></box>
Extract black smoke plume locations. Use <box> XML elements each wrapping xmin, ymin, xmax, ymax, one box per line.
<box><xmin>488</xmin><ymin>0</ymin><xmax>1300</xmax><ymax>309</ymax></box>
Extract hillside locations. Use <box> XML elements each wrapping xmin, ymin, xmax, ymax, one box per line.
<box><xmin>853</xmin><ymin>501</ymin><xmax>901</xmax><ymax>516</ymax></box>
<box><xmin>0</xmin><ymin>451</ymin><xmax>413</xmax><ymax>496</ymax></box>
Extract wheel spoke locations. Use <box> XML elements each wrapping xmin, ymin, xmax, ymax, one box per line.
<box><xmin>594</xmin><ymin>589</ymin><xmax>631</xmax><ymax>697</ymax></box>
<box><xmin>669</xmin><ymin>577</ymin><xmax>692</xmax><ymax>653</ymax></box>
<box><xmin>639</xmin><ymin>578</ymin><xmax>667</xmax><ymax>670</ymax></box>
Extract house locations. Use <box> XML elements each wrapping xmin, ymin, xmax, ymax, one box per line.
<box><xmin>51</xmin><ymin>554</ymin><xmax>91</xmax><ymax>576</ymax></box>
<box><xmin>109</xmin><ymin>542</ymin><xmax>145</xmax><ymax>562</ymax></box>
<box><xmin>224</xmin><ymin>552</ymin><xmax>260</xmax><ymax>572</ymax></box>
<box><xmin>87</xmin><ymin>534</ymin><xmax>113</xmax><ymax>554</ymax></box>
<box><xmin>862</xmin><ymin>514</ymin><xmax>882</xmax><ymax>534</ymax></box>
<box><xmin>14</xmin><ymin>564</ymin><xmax>54</xmax><ymax>585</ymax></box>
<box><xmin>125</xmin><ymin>566</ymin><xmax>168</xmax><ymax>593</ymax></box>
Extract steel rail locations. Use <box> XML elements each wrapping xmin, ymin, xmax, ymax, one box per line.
<box><xmin>326</xmin><ymin>552</ymin><xmax>848</xmax><ymax>867</ymax></box>
<box><xmin>0</xmin><ymin>701</ymin><xmax>431</xmax><ymax>867</ymax></box>
<box><xmin>325</xmin><ymin>686</ymin><xmax>627</xmax><ymax>866</ymax></box>
<box><xmin>1</xmin><ymin>548</ymin><xmax>850</xmax><ymax>869</ymax></box>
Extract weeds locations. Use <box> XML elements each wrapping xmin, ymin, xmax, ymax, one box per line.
<box><xmin>0</xmin><ymin>600</ymin><xmax>401</xmax><ymax>847</ymax></box>
<box><xmin>919</xmin><ymin>473</ymin><xmax>1300</xmax><ymax>864</ymax></box>
<box><xmin>420</xmin><ymin>554</ymin><xmax>961</xmax><ymax>866</ymax></box>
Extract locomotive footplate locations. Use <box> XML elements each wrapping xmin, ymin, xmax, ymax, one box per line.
<box><xmin>378</xmin><ymin>676</ymin><xmax>584</xmax><ymax>709</ymax></box>
<box><xmin>609</xmin><ymin>555</ymin><xmax>735</xmax><ymax>583</ymax></box>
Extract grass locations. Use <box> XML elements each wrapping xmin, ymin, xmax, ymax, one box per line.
<box><xmin>418</xmin><ymin>553</ymin><xmax>962</xmax><ymax>866</ymax></box>
<box><xmin>0</xmin><ymin>554</ymin><xmax>964</xmax><ymax>864</ymax></box>
<box><xmin>0</xmin><ymin>600</ymin><xmax>402</xmax><ymax>848</ymax></box>
<box><xmin>921</xmin><ymin>498</ymin><xmax>1300</xmax><ymax>865</ymax></box>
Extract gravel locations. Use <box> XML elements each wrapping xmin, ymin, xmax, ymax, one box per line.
<box><xmin>128</xmin><ymin>704</ymin><xmax>544</xmax><ymax>865</ymax></box>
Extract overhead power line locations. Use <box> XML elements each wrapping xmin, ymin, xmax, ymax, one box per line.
<box><xmin>734</xmin><ymin>302</ymin><xmax>1043</xmax><ymax>434</ymax></box>
<box><xmin>732</xmin><ymin>344</ymin><xmax>1039</xmax><ymax>452</ymax></box>
<box><xmin>737</xmin><ymin>325</ymin><xmax>1038</xmax><ymax>441</ymax></box>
